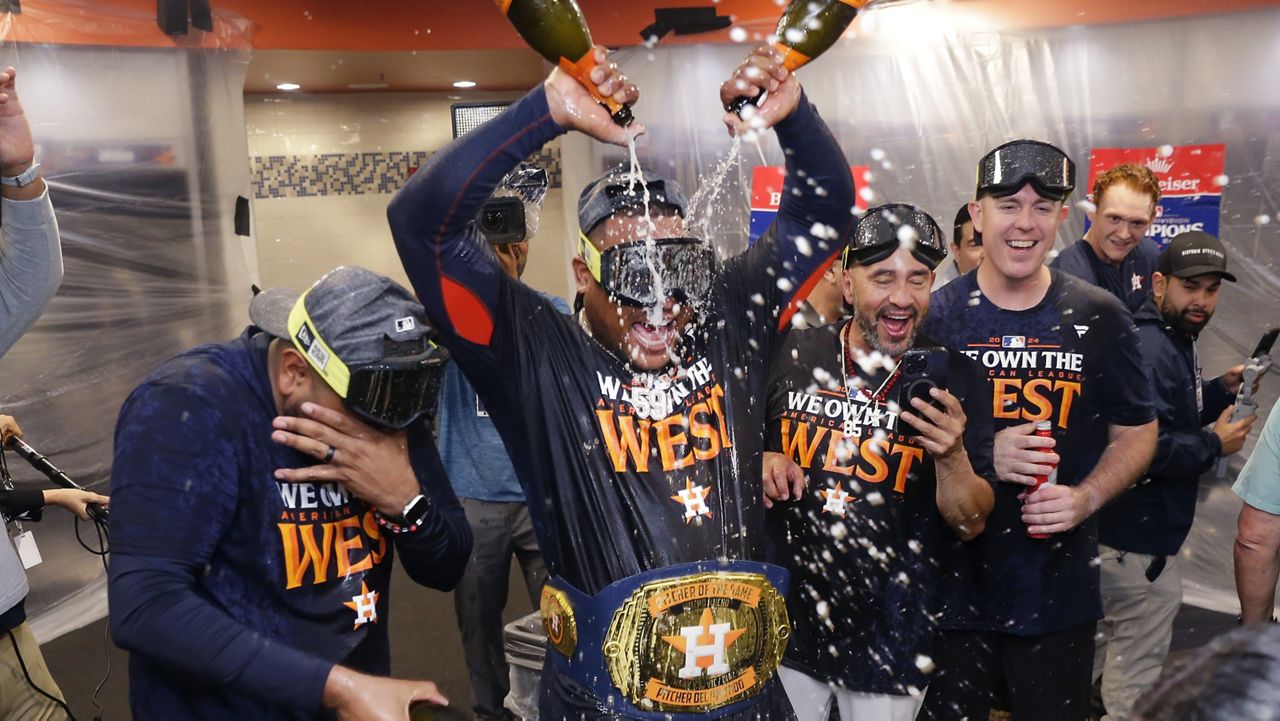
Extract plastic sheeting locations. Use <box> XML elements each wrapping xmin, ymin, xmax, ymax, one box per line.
<box><xmin>560</xmin><ymin>5</ymin><xmax>1280</xmax><ymax>614</ymax></box>
<box><xmin>0</xmin><ymin>2</ymin><xmax>255</xmax><ymax>641</ymax></box>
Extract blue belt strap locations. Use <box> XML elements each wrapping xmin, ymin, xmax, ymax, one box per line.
<box><xmin>544</xmin><ymin>559</ymin><xmax>790</xmax><ymax>719</ymax></box>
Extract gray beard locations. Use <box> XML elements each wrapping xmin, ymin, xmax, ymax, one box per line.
<box><xmin>854</xmin><ymin>310</ymin><xmax>914</xmax><ymax>355</ymax></box>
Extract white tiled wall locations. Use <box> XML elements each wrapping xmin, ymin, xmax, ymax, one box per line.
<box><xmin>246</xmin><ymin>91</ymin><xmax>574</xmax><ymax>303</ymax></box>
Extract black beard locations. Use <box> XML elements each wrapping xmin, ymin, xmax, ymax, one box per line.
<box><xmin>1160</xmin><ymin>297</ymin><xmax>1211</xmax><ymax>337</ymax></box>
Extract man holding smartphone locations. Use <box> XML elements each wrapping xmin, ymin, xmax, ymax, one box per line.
<box><xmin>761</xmin><ymin>204</ymin><xmax>995</xmax><ymax>720</ymax></box>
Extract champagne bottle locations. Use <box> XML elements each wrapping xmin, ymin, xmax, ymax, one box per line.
<box><xmin>496</xmin><ymin>0</ymin><xmax>634</xmax><ymax>126</ymax></box>
<box><xmin>727</xmin><ymin>0</ymin><xmax>869</xmax><ymax>116</ymax></box>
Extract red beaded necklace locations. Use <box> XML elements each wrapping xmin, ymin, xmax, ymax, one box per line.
<box><xmin>840</xmin><ymin>322</ymin><xmax>902</xmax><ymax>404</ymax></box>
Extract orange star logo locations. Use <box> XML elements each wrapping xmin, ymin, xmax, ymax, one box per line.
<box><xmin>662</xmin><ymin>608</ymin><xmax>745</xmax><ymax>678</ymax></box>
<box><xmin>821</xmin><ymin>483</ymin><xmax>851</xmax><ymax>516</ymax></box>
<box><xmin>343</xmin><ymin>581</ymin><xmax>380</xmax><ymax>629</ymax></box>
<box><xmin>671</xmin><ymin>479</ymin><xmax>713</xmax><ymax>522</ymax></box>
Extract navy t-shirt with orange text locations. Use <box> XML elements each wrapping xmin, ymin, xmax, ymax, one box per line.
<box><xmin>766</xmin><ymin>322</ymin><xmax>995</xmax><ymax>694</ymax></box>
<box><xmin>921</xmin><ymin>270</ymin><xmax>1154</xmax><ymax>636</ymax></box>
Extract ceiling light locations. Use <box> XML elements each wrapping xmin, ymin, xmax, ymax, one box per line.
<box><xmin>276</xmin><ymin>82</ymin><xmax>301</xmax><ymax>91</ymax></box>
<box><xmin>452</xmin><ymin>80</ymin><xmax>477</xmax><ymax>89</ymax></box>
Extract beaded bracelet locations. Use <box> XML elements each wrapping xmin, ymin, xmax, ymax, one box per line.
<box><xmin>374</xmin><ymin>511</ymin><xmax>421</xmax><ymax>535</ymax></box>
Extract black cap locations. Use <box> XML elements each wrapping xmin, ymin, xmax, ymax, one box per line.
<box><xmin>1157</xmin><ymin>231</ymin><xmax>1237</xmax><ymax>282</ymax></box>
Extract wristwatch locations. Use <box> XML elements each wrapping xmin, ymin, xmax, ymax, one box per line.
<box><xmin>1</xmin><ymin>163</ymin><xmax>41</xmax><ymax>188</ymax></box>
<box><xmin>399</xmin><ymin>493</ymin><xmax>433</xmax><ymax>527</ymax></box>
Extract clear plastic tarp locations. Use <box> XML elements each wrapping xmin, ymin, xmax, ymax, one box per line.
<box><xmin>0</xmin><ymin>1</ymin><xmax>255</xmax><ymax>641</ymax></box>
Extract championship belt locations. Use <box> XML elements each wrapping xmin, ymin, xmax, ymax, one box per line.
<box><xmin>540</xmin><ymin>560</ymin><xmax>790</xmax><ymax>719</ymax></box>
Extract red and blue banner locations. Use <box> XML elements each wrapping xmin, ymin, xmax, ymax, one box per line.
<box><xmin>1086</xmin><ymin>144</ymin><xmax>1225</xmax><ymax>250</ymax></box>
<box><xmin>749</xmin><ymin>165</ymin><xmax>871</xmax><ymax>244</ymax></box>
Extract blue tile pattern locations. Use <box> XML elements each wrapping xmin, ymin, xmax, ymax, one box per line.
<box><xmin>251</xmin><ymin>145</ymin><xmax>563</xmax><ymax>199</ymax></box>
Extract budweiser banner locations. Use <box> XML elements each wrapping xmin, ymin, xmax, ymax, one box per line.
<box><xmin>749</xmin><ymin>165</ymin><xmax>871</xmax><ymax>244</ymax></box>
<box><xmin>1086</xmin><ymin>144</ymin><xmax>1226</xmax><ymax>249</ymax></box>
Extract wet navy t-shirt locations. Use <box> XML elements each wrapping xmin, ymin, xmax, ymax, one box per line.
<box><xmin>921</xmin><ymin>270</ymin><xmax>1154</xmax><ymax>635</ymax></box>
<box><xmin>766</xmin><ymin>322</ymin><xmax>995</xmax><ymax>693</ymax></box>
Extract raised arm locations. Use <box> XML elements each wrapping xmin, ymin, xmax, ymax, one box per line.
<box><xmin>720</xmin><ymin>47</ymin><xmax>855</xmax><ymax>331</ymax></box>
<box><xmin>0</xmin><ymin>66</ymin><xmax>62</xmax><ymax>357</ymax></box>
<box><xmin>388</xmin><ymin>48</ymin><xmax>637</xmax><ymax>348</ymax></box>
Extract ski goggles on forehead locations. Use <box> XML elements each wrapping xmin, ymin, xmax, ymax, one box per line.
<box><xmin>977</xmin><ymin>140</ymin><xmax>1076</xmax><ymax>201</ymax></box>
<box><xmin>842</xmin><ymin>203</ymin><xmax>947</xmax><ymax>270</ymax></box>
<box><xmin>577</xmin><ymin>232</ymin><xmax>716</xmax><ymax>308</ymax></box>
<box><xmin>287</xmin><ymin>296</ymin><xmax>449</xmax><ymax>430</ymax></box>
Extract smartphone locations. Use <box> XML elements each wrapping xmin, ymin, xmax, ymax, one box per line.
<box><xmin>896</xmin><ymin>347</ymin><xmax>949</xmax><ymax>436</ymax></box>
<box><xmin>1251</xmin><ymin>327</ymin><xmax>1279</xmax><ymax>360</ymax></box>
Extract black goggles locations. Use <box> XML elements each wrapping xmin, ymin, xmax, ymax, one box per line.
<box><xmin>976</xmin><ymin>139</ymin><xmax>1076</xmax><ymax>201</ymax></box>
<box><xmin>579</xmin><ymin>234</ymin><xmax>716</xmax><ymax>308</ymax></box>
<box><xmin>842</xmin><ymin>203</ymin><xmax>947</xmax><ymax>270</ymax></box>
<box><xmin>344</xmin><ymin>346</ymin><xmax>449</xmax><ymax>430</ymax></box>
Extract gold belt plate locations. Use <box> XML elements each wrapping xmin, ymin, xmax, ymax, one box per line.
<box><xmin>602</xmin><ymin>571</ymin><xmax>790</xmax><ymax>714</ymax></box>
<box><xmin>540</xmin><ymin>585</ymin><xmax>579</xmax><ymax>659</ymax></box>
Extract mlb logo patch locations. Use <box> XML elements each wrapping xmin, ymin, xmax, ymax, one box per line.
<box><xmin>394</xmin><ymin>316</ymin><xmax>415</xmax><ymax>333</ymax></box>
<box><xmin>1002</xmin><ymin>336</ymin><xmax>1026</xmax><ymax>348</ymax></box>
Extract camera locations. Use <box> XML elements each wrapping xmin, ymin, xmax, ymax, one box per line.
<box><xmin>477</xmin><ymin>196</ymin><xmax>526</xmax><ymax>244</ymax></box>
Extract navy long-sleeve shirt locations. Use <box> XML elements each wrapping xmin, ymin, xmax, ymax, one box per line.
<box><xmin>108</xmin><ymin>329</ymin><xmax>471</xmax><ymax>721</ymax></box>
<box><xmin>1098</xmin><ymin>299</ymin><xmax>1235</xmax><ymax>555</ymax></box>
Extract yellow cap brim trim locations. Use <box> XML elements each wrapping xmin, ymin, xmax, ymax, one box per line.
<box><xmin>286</xmin><ymin>289</ymin><xmax>351</xmax><ymax>398</ymax></box>
<box><xmin>578</xmin><ymin>230</ymin><xmax>603</xmax><ymax>283</ymax></box>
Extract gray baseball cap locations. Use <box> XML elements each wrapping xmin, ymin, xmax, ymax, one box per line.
<box><xmin>577</xmin><ymin>166</ymin><xmax>687</xmax><ymax>236</ymax></box>
<box><xmin>250</xmin><ymin>266</ymin><xmax>436</xmax><ymax>392</ymax></box>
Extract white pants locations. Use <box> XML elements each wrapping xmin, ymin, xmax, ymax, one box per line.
<box><xmin>1092</xmin><ymin>545</ymin><xmax>1183</xmax><ymax>721</ymax></box>
<box><xmin>778</xmin><ymin>665</ymin><xmax>924</xmax><ymax>721</ymax></box>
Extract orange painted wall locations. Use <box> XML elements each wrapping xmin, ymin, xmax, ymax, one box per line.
<box><xmin>4</xmin><ymin>0</ymin><xmax>1277</xmax><ymax>51</ymax></box>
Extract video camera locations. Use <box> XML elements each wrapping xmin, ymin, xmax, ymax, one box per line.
<box><xmin>476</xmin><ymin>164</ymin><xmax>548</xmax><ymax>245</ymax></box>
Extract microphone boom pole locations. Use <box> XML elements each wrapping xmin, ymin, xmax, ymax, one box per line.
<box><xmin>4</xmin><ymin>437</ymin><xmax>109</xmax><ymax>523</ymax></box>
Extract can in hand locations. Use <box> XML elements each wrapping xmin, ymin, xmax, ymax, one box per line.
<box><xmin>1026</xmin><ymin>420</ymin><xmax>1057</xmax><ymax>539</ymax></box>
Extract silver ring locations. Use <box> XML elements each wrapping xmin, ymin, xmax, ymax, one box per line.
<box><xmin>323</xmin><ymin>446</ymin><xmax>336</xmax><ymax>464</ymax></box>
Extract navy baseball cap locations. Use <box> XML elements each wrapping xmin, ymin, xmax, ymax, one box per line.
<box><xmin>577</xmin><ymin>166</ymin><xmax>688</xmax><ymax>236</ymax></box>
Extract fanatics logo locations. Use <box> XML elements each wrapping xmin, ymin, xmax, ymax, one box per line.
<box><xmin>1074</xmin><ymin>325</ymin><xmax>1091</xmax><ymax>338</ymax></box>
<box><xmin>662</xmin><ymin>608</ymin><xmax>745</xmax><ymax>680</ymax></box>
<box><xmin>1001</xmin><ymin>336</ymin><xmax>1026</xmax><ymax>348</ymax></box>
<box><xmin>672</xmin><ymin>480</ymin><xmax>713</xmax><ymax>522</ymax></box>
<box><xmin>343</xmin><ymin>581</ymin><xmax>380</xmax><ymax>629</ymax></box>
<box><xmin>821</xmin><ymin>483</ymin><xmax>851</xmax><ymax>516</ymax></box>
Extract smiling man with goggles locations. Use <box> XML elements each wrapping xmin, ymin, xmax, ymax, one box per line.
<box><xmin>842</xmin><ymin>203</ymin><xmax>948</xmax><ymax>270</ymax></box>
<box><xmin>977</xmin><ymin>139</ymin><xmax>1077</xmax><ymax>201</ymax></box>
<box><xmin>577</xmin><ymin>232</ymin><xmax>717</xmax><ymax>308</ymax></box>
